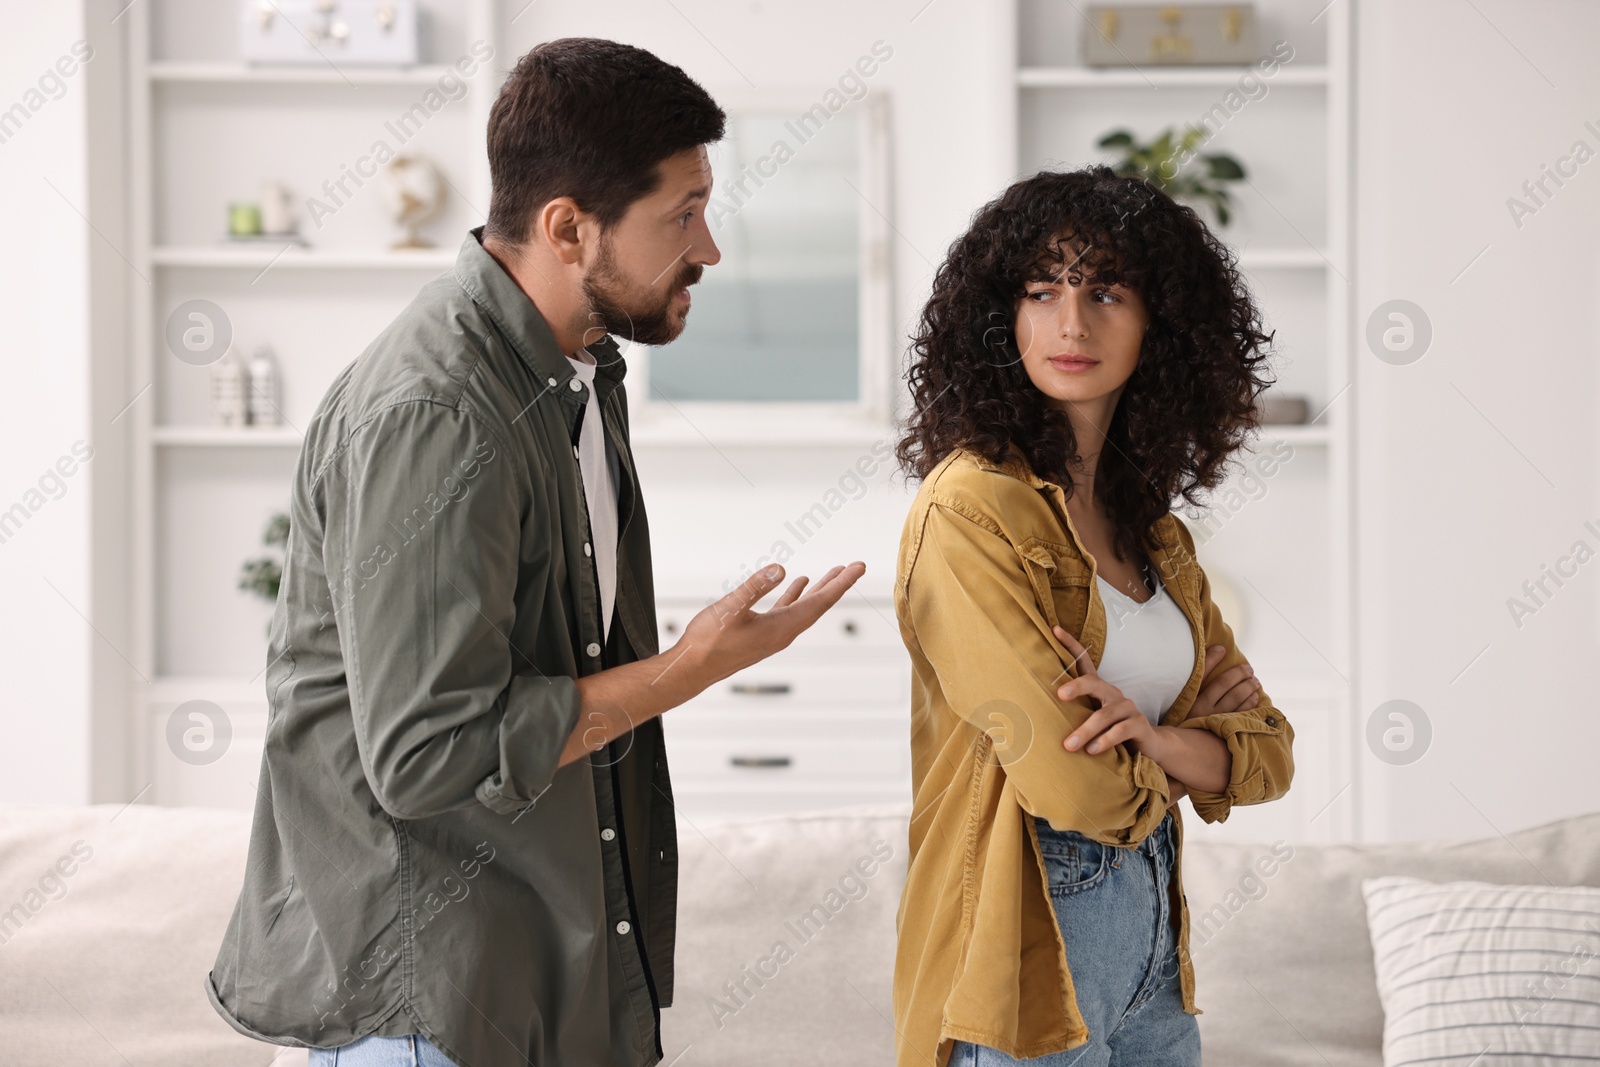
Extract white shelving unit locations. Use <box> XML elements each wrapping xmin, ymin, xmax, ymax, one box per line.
<box><xmin>1007</xmin><ymin>0</ymin><xmax>1356</xmax><ymax>843</ymax></box>
<box><xmin>151</xmin><ymin>246</ymin><xmax>458</xmax><ymax>269</ymax></box>
<box><xmin>126</xmin><ymin>0</ymin><xmax>502</xmax><ymax>806</ymax></box>
<box><xmin>121</xmin><ymin>2</ymin><xmax>911</xmax><ymax>825</ymax></box>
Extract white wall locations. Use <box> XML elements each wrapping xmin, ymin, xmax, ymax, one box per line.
<box><xmin>1354</xmin><ymin>0</ymin><xmax>1600</xmax><ymax>840</ymax></box>
<box><xmin>0</xmin><ymin>4</ymin><xmax>94</xmax><ymax>802</ymax></box>
<box><xmin>12</xmin><ymin>0</ymin><xmax>1600</xmax><ymax>839</ymax></box>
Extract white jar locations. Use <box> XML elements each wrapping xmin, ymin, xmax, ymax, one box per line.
<box><xmin>210</xmin><ymin>346</ymin><xmax>249</xmax><ymax>427</ymax></box>
<box><xmin>248</xmin><ymin>346</ymin><xmax>279</xmax><ymax>426</ymax></box>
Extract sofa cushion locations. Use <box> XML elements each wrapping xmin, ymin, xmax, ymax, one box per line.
<box><xmin>5</xmin><ymin>798</ymin><xmax>1600</xmax><ymax>1067</ymax></box>
<box><xmin>1180</xmin><ymin>811</ymin><xmax>1600</xmax><ymax>1067</ymax></box>
<box><xmin>659</xmin><ymin>803</ymin><xmax>908</xmax><ymax>1065</ymax></box>
<box><xmin>0</xmin><ymin>802</ymin><xmax>301</xmax><ymax>1067</ymax></box>
<box><xmin>1361</xmin><ymin>874</ymin><xmax>1600</xmax><ymax>1065</ymax></box>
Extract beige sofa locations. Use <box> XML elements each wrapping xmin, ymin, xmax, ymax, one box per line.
<box><xmin>3</xmin><ymin>800</ymin><xmax>1598</xmax><ymax>1066</ymax></box>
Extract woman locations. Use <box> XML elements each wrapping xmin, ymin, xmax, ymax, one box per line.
<box><xmin>890</xmin><ymin>165</ymin><xmax>1296</xmax><ymax>1067</ymax></box>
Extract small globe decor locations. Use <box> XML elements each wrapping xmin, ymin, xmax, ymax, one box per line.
<box><xmin>379</xmin><ymin>152</ymin><xmax>445</xmax><ymax>249</ymax></box>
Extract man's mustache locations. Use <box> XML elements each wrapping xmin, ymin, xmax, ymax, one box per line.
<box><xmin>673</xmin><ymin>262</ymin><xmax>703</xmax><ymax>291</ymax></box>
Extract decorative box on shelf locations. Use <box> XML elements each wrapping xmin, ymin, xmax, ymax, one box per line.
<box><xmin>1084</xmin><ymin>4</ymin><xmax>1261</xmax><ymax>67</ymax></box>
<box><xmin>238</xmin><ymin>0</ymin><xmax>419</xmax><ymax>67</ymax></box>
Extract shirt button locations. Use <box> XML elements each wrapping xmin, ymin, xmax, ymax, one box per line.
<box><xmin>1265</xmin><ymin>715</ymin><xmax>1278</xmax><ymax>727</ymax></box>
<box><xmin>600</xmin><ymin>827</ymin><xmax>616</xmax><ymax>841</ymax></box>
<box><xmin>546</xmin><ymin>376</ymin><xmax>557</xmax><ymax>388</ymax></box>
<box><xmin>615</xmin><ymin>920</ymin><xmax>631</xmax><ymax>935</ymax></box>
<box><xmin>586</xmin><ymin>642</ymin><xmax>601</xmax><ymax>658</ymax></box>
<box><xmin>569</xmin><ymin>379</ymin><xmax>584</xmax><ymax>393</ymax></box>
<box><xmin>584</xmin><ymin>542</ymin><xmax>593</xmax><ymax>557</ymax></box>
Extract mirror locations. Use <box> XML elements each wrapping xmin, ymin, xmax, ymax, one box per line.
<box><xmin>628</xmin><ymin>93</ymin><xmax>893</xmax><ymax>441</ymax></box>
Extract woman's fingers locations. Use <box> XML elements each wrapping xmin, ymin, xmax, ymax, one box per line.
<box><xmin>1062</xmin><ymin>700</ymin><xmax>1139</xmax><ymax>751</ymax></box>
<box><xmin>1219</xmin><ymin>677</ymin><xmax>1261</xmax><ymax>713</ymax></box>
<box><xmin>1198</xmin><ymin>662</ymin><xmax>1253</xmax><ymax>706</ymax></box>
<box><xmin>1052</xmin><ymin>625</ymin><xmax>1096</xmax><ymax>677</ymax></box>
<box><xmin>1084</xmin><ymin>713</ymin><xmax>1137</xmax><ymax>754</ymax></box>
<box><xmin>1063</xmin><ymin>708</ymin><xmax>1106</xmax><ymax>751</ymax></box>
<box><xmin>1056</xmin><ymin>673</ymin><xmax>1119</xmax><ymax>704</ymax></box>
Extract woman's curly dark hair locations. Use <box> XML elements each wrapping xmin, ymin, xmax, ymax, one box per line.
<box><xmin>895</xmin><ymin>164</ymin><xmax>1276</xmax><ymax>568</ymax></box>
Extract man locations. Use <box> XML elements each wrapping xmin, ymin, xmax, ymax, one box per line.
<box><xmin>206</xmin><ymin>38</ymin><xmax>866</xmax><ymax>1067</ymax></box>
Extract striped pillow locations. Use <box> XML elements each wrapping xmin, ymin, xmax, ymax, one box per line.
<box><xmin>1361</xmin><ymin>874</ymin><xmax>1600</xmax><ymax>1066</ymax></box>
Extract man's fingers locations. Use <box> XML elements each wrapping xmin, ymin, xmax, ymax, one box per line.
<box><xmin>720</xmin><ymin>563</ymin><xmax>787</xmax><ymax>617</ymax></box>
<box><xmin>773</xmin><ymin>576</ymin><xmax>810</xmax><ymax>609</ymax></box>
<box><xmin>766</xmin><ymin>562</ymin><xmax>866</xmax><ymax>629</ymax></box>
<box><xmin>796</xmin><ymin>564</ymin><xmax>847</xmax><ymax>598</ymax></box>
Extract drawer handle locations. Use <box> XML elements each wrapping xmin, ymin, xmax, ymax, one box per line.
<box><xmin>729</xmin><ymin>755</ymin><xmax>792</xmax><ymax>768</ymax></box>
<box><xmin>729</xmin><ymin>682</ymin><xmax>791</xmax><ymax>696</ymax></box>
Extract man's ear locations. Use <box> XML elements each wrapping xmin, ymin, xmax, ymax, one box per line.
<box><xmin>536</xmin><ymin>196</ymin><xmax>591</xmax><ymax>266</ymax></box>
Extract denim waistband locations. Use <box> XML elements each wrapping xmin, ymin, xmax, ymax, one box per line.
<box><xmin>1137</xmin><ymin>809</ymin><xmax>1176</xmax><ymax>855</ymax></box>
<box><xmin>1033</xmin><ymin>809</ymin><xmax>1175</xmax><ymax>853</ymax></box>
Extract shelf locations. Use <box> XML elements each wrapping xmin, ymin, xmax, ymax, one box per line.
<box><xmin>153</xmin><ymin>426</ymin><xmax>304</xmax><ymax>447</ymax></box>
<box><xmin>152</xmin><ymin>246</ymin><xmax>456</xmax><ymax>270</ymax></box>
<box><xmin>1252</xmin><ymin>424</ymin><xmax>1332</xmax><ymax>446</ymax></box>
<box><xmin>149</xmin><ymin>62</ymin><xmax>458</xmax><ymax>86</ymax></box>
<box><xmin>146</xmin><ymin>675</ymin><xmax>270</xmax><ymax>704</ymax></box>
<box><xmin>628</xmin><ymin>405</ymin><xmax>895</xmax><ymax>448</ymax></box>
<box><xmin>1018</xmin><ymin>65</ymin><xmax>1329</xmax><ymax>89</ymax></box>
<box><xmin>1234</xmin><ymin>247</ymin><xmax>1332</xmax><ymax>270</ymax></box>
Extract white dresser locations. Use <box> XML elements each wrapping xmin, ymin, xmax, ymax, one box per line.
<box><xmin>652</xmin><ymin>595</ymin><xmax>914</xmax><ymax>824</ymax></box>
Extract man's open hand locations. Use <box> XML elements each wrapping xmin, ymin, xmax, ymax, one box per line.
<box><xmin>676</xmin><ymin>561</ymin><xmax>867</xmax><ymax>686</ymax></box>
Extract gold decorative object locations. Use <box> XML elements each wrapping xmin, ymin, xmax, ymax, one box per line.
<box><xmin>1083</xmin><ymin>4</ymin><xmax>1261</xmax><ymax>67</ymax></box>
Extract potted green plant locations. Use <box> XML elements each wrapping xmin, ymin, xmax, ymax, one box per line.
<box><xmin>1096</xmin><ymin>126</ymin><xmax>1247</xmax><ymax>226</ymax></box>
<box><xmin>239</xmin><ymin>511</ymin><xmax>290</xmax><ymax>605</ymax></box>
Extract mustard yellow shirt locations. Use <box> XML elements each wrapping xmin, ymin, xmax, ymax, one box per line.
<box><xmin>892</xmin><ymin>444</ymin><xmax>1296</xmax><ymax>1067</ymax></box>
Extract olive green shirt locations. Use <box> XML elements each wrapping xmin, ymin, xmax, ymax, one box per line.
<box><xmin>207</xmin><ymin>228</ymin><xmax>676</xmax><ymax>1067</ymax></box>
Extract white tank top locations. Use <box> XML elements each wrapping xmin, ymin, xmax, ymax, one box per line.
<box><xmin>1094</xmin><ymin>568</ymin><xmax>1195</xmax><ymax>727</ymax></box>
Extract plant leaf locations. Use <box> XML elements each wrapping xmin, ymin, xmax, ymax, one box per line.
<box><xmin>1206</xmin><ymin>154</ymin><xmax>1246</xmax><ymax>180</ymax></box>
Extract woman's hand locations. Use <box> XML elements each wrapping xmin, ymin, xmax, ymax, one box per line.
<box><xmin>1051</xmin><ymin>625</ymin><xmax>1159</xmax><ymax>758</ymax></box>
<box><xmin>1190</xmin><ymin>642</ymin><xmax>1262</xmax><ymax>719</ymax></box>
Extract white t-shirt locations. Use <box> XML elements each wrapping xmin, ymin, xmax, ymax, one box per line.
<box><xmin>566</xmin><ymin>353</ymin><xmax>618</xmax><ymax>643</ymax></box>
<box><xmin>1095</xmin><ymin>570</ymin><xmax>1195</xmax><ymax>726</ymax></box>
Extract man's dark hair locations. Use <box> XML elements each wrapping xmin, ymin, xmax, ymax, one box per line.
<box><xmin>483</xmin><ymin>38</ymin><xmax>726</xmax><ymax>246</ymax></box>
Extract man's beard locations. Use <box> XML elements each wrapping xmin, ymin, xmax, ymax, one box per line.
<box><xmin>580</xmin><ymin>233</ymin><xmax>703</xmax><ymax>348</ymax></box>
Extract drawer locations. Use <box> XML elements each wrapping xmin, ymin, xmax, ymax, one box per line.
<box><xmin>655</xmin><ymin>597</ymin><xmax>903</xmax><ymax>651</ymax></box>
<box><xmin>687</xmin><ymin>655</ymin><xmax>909</xmax><ymax>709</ymax></box>
<box><xmin>665</xmin><ymin>729</ymin><xmax>910</xmax><ymax>783</ymax></box>
<box><xmin>665</xmin><ymin>701</ymin><xmax>907</xmax><ymax>737</ymax></box>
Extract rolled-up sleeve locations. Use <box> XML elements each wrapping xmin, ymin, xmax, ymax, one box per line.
<box><xmin>321</xmin><ymin>400</ymin><xmax>583</xmax><ymax>820</ymax></box>
<box><xmin>904</xmin><ymin>498</ymin><xmax>1170</xmax><ymax>847</ymax></box>
<box><xmin>1170</xmin><ymin>521</ymin><xmax>1296</xmax><ymax>824</ymax></box>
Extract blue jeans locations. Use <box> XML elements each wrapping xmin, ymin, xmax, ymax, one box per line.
<box><xmin>308</xmin><ymin>1033</ymin><xmax>459</xmax><ymax>1066</ymax></box>
<box><xmin>950</xmin><ymin>810</ymin><xmax>1200</xmax><ymax>1066</ymax></box>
